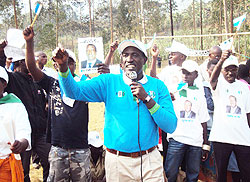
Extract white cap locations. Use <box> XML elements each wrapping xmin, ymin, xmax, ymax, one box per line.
<box><xmin>88</xmin><ymin>131</ymin><xmax>103</xmax><ymax>148</ymax></box>
<box><xmin>165</xmin><ymin>40</ymin><xmax>189</xmax><ymax>56</ymax></box>
<box><xmin>66</xmin><ymin>49</ymin><xmax>77</xmax><ymax>62</ymax></box>
<box><xmin>0</xmin><ymin>66</ymin><xmax>9</xmax><ymax>83</ymax></box>
<box><xmin>181</xmin><ymin>60</ymin><xmax>199</xmax><ymax>73</ymax></box>
<box><xmin>118</xmin><ymin>39</ymin><xmax>147</xmax><ymax>58</ymax></box>
<box><xmin>4</xmin><ymin>46</ymin><xmax>25</xmax><ymax>62</ymax></box>
<box><xmin>222</xmin><ymin>55</ymin><xmax>238</xmax><ymax>69</ymax></box>
<box><xmin>7</xmin><ymin>29</ymin><xmax>25</xmax><ymax>48</ymax></box>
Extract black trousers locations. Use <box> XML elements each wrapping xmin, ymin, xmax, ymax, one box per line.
<box><xmin>213</xmin><ymin>142</ymin><xmax>250</xmax><ymax>182</ymax></box>
<box><xmin>21</xmin><ymin>134</ymin><xmax>51</xmax><ymax>182</ymax></box>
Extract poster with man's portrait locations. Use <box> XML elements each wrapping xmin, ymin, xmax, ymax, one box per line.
<box><xmin>78</xmin><ymin>37</ymin><xmax>104</xmax><ymax>74</ymax></box>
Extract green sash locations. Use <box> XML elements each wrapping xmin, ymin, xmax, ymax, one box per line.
<box><xmin>0</xmin><ymin>93</ymin><xmax>22</xmax><ymax>104</ymax></box>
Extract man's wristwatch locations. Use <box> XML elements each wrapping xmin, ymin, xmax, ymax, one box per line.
<box><xmin>143</xmin><ymin>95</ymin><xmax>151</xmax><ymax>103</ymax></box>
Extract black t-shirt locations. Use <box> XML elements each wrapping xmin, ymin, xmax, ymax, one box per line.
<box><xmin>38</xmin><ymin>74</ymin><xmax>89</xmax><ymax>149</ymax></box>
<box><xmin>5</xmin><ymin>71</ymin><xmax>47</xmax><ymax>135</ymax></box>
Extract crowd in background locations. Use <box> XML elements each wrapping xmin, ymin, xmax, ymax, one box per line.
<box><xmin>0</xmin><ymin>25</ymin><xmax>250</xmax><ymax>182</ymax></box>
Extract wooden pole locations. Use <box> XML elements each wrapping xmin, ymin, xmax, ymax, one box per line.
<box><xmin>170</xmin><ymin>0</ymin><xmax>174</xmax><ymax>40</ymax></box>
<box><xmin>230</xmin><ymin>0</ymin><xmax>234</xmax><ymax>33</ymax></box>
<box><xmin>223</xmin><ymin>0</ymin><xmax>229</xmax><ymax>37</ymax></box>
<box><xmin>29</xmin><ymin>0</ymin><xmax>32</xmax><ymax>24</ymax></box>
<box><xmin>200</xmin><ymin>0</ymin><xmax>203</xmax><ymax>49</ymax></box>
<box><xmin>219</xmin><ymin>1</ymin><xmax>223</xmax><ymax>42</ymax></box>
<box><xmin>13</xmin><ymin>0</ymin><xmax>18</xmax><ymax>29</ymax></box>
<box><xmin>92</xmin><ymin>0</ymin><xmax>95</xmax><ymax>37</ymax></box>
<box><xmin>109</xmin><ymin>0</ymin><xmax>114</xmax><ymax>64</ymax></box>
<box><xmin>109</xmin><ymin>0</ymin><xmax>113</xmax><ymax>43</ymax></box>
<box><xmin>193</xmin><ymin>0</ymin><xmax>196</xmax><ymax>48</ymax></box>
<box><xmin>56</xmin><ymin>0</ymin><xmax>58</xmax><ymax>46</ymax></box>
<box><xmin>135</xmin><ymin>0</ymin><xmax>142</xmax><ymax>41</ymax></box>
<box><xmin>88</xmin><ymin>0</ymin><xmax>93</xmax><ymax>37</ymax></box>
<box><xmin>140</xmin><ymin>0</ymin><xmax>146</xmax><ymax>43</ymax></box>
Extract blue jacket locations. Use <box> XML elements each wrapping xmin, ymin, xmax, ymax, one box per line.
<box><xmin>58</xmin><ymin>71</ymin><xmax>177</xmax><ymax>152</ymax></box>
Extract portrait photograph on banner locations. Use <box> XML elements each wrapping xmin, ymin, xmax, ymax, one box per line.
<box><xmin>78</xmin><ymin>37</ymin><xmax>104</xmax><ymax>74</ymax></box>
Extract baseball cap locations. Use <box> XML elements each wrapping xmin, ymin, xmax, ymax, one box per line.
<box><xmin>118</xmin><ymin>39</ymin><xmax>147</xmax><ymax>58</ymax></box>
<box><xmin>181</xmin><ymin>60</ymin><xmax>199</xmax><ymax>73</ymax></box>
<box><xmin>88</xmin><ymin>131</ymin><xmax>103</xmax><ymax>148</ymax></box>
<box><xmin>222</xmin><ymin>55</ymin><xmax>238</xmax><ymax>69</ymax></box>
<box><xmin>66</xmin><ymin>49</ymin><xmax>77</xmax><ymax>62</ymax></box>
<box><xmin>0</xmin><ymin>66</ymin><xmax>9</xmax><ymax>83</ymax></box>
<box><xmin>165</xmin><ymin>40</ymin><xmax>189</xmax><ymax>56</ymax></box>
<box><xmin>4</xmin><ymin>46</ymin><xmax>25</xmax><ymax>62</ymax></box>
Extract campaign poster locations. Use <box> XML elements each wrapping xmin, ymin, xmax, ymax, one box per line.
<box><xmin>78</xmin><ymin>37</ymin><xmax>104</xmax><ymax>74</ymax></box>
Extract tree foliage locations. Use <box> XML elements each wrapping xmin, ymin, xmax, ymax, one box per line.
<box><xmin>0</xmin><ymin>0</ymin><xmax>250</xmax><ymax>62</ymax></box>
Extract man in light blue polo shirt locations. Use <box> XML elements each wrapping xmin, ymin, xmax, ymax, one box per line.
<box><xmin>53</xmin><ymin>39</ymin><xmax>177</xmax><ymax>182</ymax></box>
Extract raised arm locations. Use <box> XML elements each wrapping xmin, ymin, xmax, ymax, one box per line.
<box><xmin>52</xmin><ymin>47</ymin><xmax>69</xmax><ymax>73</ymax></box>
<box><xmin>0</xmin><ymin>40</ymin><xmax>7</xmax><ymax>67</ymax></box>
<box><xmin>104</xmin><ymin>40</ymin><xmax>119</xmax><ymax>65</ymax></box>
<box><xmin>23</xmin><ymin>27</ymin><xmax>44</xmax><ymax>81</ymax></box>
<box><xmin>210</xmin><ymin>50</ymin><xmax>231</xmax><ymax>90</ymax></box>
<box><xmin>201</xmin><ymin>122</ymin><xmax>209</xmax><ymax>161</ymax></box>
<box><xmin>149</xmin><ymin>44</ymin><xmax>159</xmax><ymax>78</ymax></box>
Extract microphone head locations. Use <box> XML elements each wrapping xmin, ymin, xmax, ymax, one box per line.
<box><xmin>127</xmin><ymin>71</ymin><xmax>137</xmax><ymax>81</ymax></box>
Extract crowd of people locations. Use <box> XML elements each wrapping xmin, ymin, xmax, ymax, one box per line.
<box><xmin>0</xmin><ymin>25</ymin><xmax>250</xmax><ymax>182</ymax></box>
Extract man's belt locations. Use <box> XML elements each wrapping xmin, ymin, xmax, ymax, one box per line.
<box><xmin>107</xmin><ymin>146</ymin><xmax>156</xmax><ymax>158</ymax></box>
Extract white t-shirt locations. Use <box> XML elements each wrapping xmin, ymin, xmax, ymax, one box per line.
<box><xmin>200</xmin><ymin>59</ymin><xmax>209</xmax><ymax>82</ymax></box>
<box><xmin>168</xmin><ymin>87</ymin><xmax>210</xmax><ymax>147</ymax></box>
<box><xmin>42</xmin><ymin>66</ymin><xmax>58</xmax><ymax>79</ymax></box>
<box><xmin>209</xmin><ymin>76</ymin><xmax>250</xmax><ymax>146</ymax></box>
<box><xmin>0</xmin><ymin>97</ymin><xmax>31</xmax><ymax>159</ymax></box>
<box><xmin>158</xmin><ymin>65</ymin><xmax>204</xmax><ymax>95</ymax></box>
<box><xmin>158</xmin><ymin>65</ymin><xmax>182</xmax><ymax>93</ymax></box>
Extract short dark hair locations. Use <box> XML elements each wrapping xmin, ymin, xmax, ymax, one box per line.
<box><xmin>68</xmin><ymin>57</ymin><xmax>75</xmax><ymax>63</ymax></box>
<box><xmin>13</xmin><ymin>59</ymin><xmax>25</xmax><ymax>69</ymax></box>
<box><xmin>237</xmin><ymin>64</ymin><xmax>249</xmax><ymax>79</ymax></box>
<box><xmin>86</xmin><ymin>44</ymin><xmax>96</xmax><ymax>52</ymax></box>
<box><xmin>207</xmin><ymin>59</ymin><xmax>219</xmax><ymax>69</ymax></box>
<box><xmin>0</xmin><ymin>78</ymin><xmax>6</xmax><ymax>84</ymax></box>
<box><xmin>246</xmin><ymin>59</ymin><xmax>250</xmax><ymax>70</ymax></box>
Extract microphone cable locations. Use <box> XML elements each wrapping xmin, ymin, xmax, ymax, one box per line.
<box><xmin>128</xmin><ymin>71</ymin><xmax>143</xmax><ymax>181</ymax></box>
<box><xmin>136</xmin><ymin>98</ymin><xmax>143</xmax><ymax>182</ymax></box>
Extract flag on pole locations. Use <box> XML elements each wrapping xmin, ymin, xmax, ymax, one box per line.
<box><xmin>219</xmin><ymin>37</ymin><xmax>235</xmax><ymax>51</ymax></box>
<box><xmin>233</xmin><ymin>13</ymin><xmax>247</xmax><ymax>31</ymax></box>
<box><xmin>31</xmin><ymin>2</ymin><xmax>43</xmax><ymax>27</ymax></box>
<box><xmin>34</xmin><ymin>2</ymin><xmax>42</xmax><ymax>15</ymax></box>
<box><xmin>144</xmin><ymin>33</ymin><xmax>156</xmax><ymax>49</ymax></box>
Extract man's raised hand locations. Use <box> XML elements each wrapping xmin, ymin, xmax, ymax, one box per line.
<box><xmin>220</xmin><ymin>50</ymin><xmax>232</xmax><ymax>62</ymax></box>
<box><xmin>151</xmin><ymin>44</ymin><xmax>159</xmax><ymax>58</ymax></box>
<box><xmin>97</xmin><ymin>63</ymin><xmax>110</xmax><ymax>74</ymax></box>
<box><xmin>23</xmin><ymin>26</ymin><xmax>34</xmax><ymax>42</ymax></box>
<box><xmin>52</xmin><ymin>47</ymin><xmax>69</xmax><ymax>65</ymax></box>
<box><xmin>0</xmin><ymin>40</ymin><xmax>7</xmax><ymax>52</ymax></box>
<box><xmin>110</xmin><ymin>40</ymin><xmax>119</xmax><ymax>53</ymax></box>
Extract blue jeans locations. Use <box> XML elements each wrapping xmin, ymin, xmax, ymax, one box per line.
<box><xmin>165</xmin><ymin>138</ymin><xmax>202</xmax><ymax>182</ymax></box>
